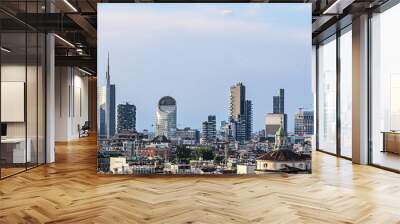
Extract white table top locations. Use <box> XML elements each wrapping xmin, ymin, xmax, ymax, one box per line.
<box><xmin>1</xmin><ymin>138</ymin><xmax>28</xmax><ymax>143</ymax></box>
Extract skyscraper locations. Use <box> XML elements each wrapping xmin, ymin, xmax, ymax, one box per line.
<box><xmin>232</xmin><ymin>118</ymin><xmax>246</xmax><ymax>141</ymax></box>
<box><xmin>265</xmin><ymin>113</ymin><xmax>287</xmax><ymax>137</ymax></box>
<box><xmin>117</xmin><ymin>103</ymin><xmax>136</xmax><ymax>133</ymax></box>
<box><xmin>230</xmin><ymin>83</ymin><xmax>246</xmax><ymax>121</ymax></box>
<box><xmin>155</xmin><ymin>96</ymin><xmax>177</xmax><ymax>139</ymax></box>
<box><xmin>229</xmin><ymin>83</ymin><xmax>252</xmax><ymax>141</ymax></box>
<box><xmin>273</xmin><ymin>96</ymin><xmax>280</xmax><ymax>114</ymax></box>
<box><xmin>294</xmin><ymin>109</ymin><xmax>314</xmax><ymax>135</ymax></box>
<box><xmin>267</xmin><ymin>88</ymin><xmax>287</xmax><ymax>138</ymax></box>
<box><xmin>98</xmin><ymin>53</ymin><xmax>116</xmax><ymax>139</ymax></box>
<box><xmin>273</xmin><ymin>89</ymin><xmax>285</xmax><ymax>114</ymax></box>
<box><xmin>244</xmin><ymin>100</ymin><xmax>253</xmax><ymax>140</ymax></box>
<box><xmin>98</xmin><ymin>87</ymin><xmax>106</xmax><ymax>137</ymax></box>
<box><xmin>201</xmin><ymin>115</ymin><xmax>216</xmax><ymax>143</ymax></box>
<box><xmin>109</xmin><ymin>85</ymin><xmax>116</xmax><ymax>137</ymax></box>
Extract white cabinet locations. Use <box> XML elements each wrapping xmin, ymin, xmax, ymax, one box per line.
<box><xmin>1</xmin><ymin>138</ymin><xmax>32</xmax><ymax>163</ymax></box>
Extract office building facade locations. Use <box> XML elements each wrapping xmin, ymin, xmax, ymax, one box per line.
<box><xmin>117</xmin><ymin>103</ymin><xmax>136</xmax><ymax>133</ymax></box>
<box><xmin>230</xmin><ymin>83</ymin><xmax>246</xmax><ymax>121</ymax></box>
<box><xmin>244</xmin><ymin>100</ymin><xmax>253</xmax><ymax>140</ymax></box>
<box><xmin>294</xmin><ymin>110</ymin><xmax>314</xmax><ymax>136</ymax></box>
<box><xmin>265</xmin><ymin>113</ymin><xmax>287</xmax><ymax>137</ymax></box>
<box><xmin>201</xmin><ymin>115</ymin><xmax>217</xmax><ymax>143</ymax></box>
<box><xmin>155</xmin><ymin>96</ymin><xmax>177</xmax><ymax>140</ymax></box>
<box><xmin>229</xmin><ymin>83</ymin><xmax>253</xmax><ymax>142</ymax></box>
<box><xmin>266</xmin><ymin>88</ymin><xmax>287</xmax><ymax>140</ymax></box>
<box><xmin>273</xmin><ymin>89</ymin><xmax>285</xmax><ymax>114</ymax></box>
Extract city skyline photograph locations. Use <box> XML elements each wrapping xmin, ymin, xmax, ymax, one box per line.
<box><xmin>98</xmin><ymin>3</ymin><xmax>312</xmax><ymax>133</ymax></box>
<box><xmin>97</xmin><ymin>3</ymin><xmax>313</xmax><ymax>176</ymax></box>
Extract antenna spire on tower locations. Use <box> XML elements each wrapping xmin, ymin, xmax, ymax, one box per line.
<box><xmin>106</xmin><ymin>52</ymin><xmax>110</xmax><ymax>81</ymax></box>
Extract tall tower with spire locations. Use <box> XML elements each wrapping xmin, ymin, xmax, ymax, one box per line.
<box><xmin>102</xmin><ymin>52</ymin><xmax>116</xmax><ymax>139</ymax></box>
<box><xmin>106</xmin><ymin>52</ymin><xmax>110</xmax><ymax>83</ymax></box>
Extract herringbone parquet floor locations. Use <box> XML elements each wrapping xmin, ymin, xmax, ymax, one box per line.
<box><xmin>1</xmin><ymin>136</ymin><xmax>400</xmax><ymax>224</ymax></box>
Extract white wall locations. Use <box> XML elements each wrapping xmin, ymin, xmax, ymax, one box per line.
<box><xmin>1</xmin><ymin>63</ymin><xmax>47</xmax><ymax>164</ymax></box>
<box><xmin>55</xmin><ymin>67</ymin><xmax>89</xmax><ymax>141</ymax></box>
<box><xmin>1</xmin><ymin>65</ymin><xmax>26</xmax><ymax>139</ymax></box>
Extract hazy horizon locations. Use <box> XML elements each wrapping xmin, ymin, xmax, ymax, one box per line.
<box><xmin>98</xmin><ymin>3</ymin><xmax>313</xmax><ymax>133</ymax></box>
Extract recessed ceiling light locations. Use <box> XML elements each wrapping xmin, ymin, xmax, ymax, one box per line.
<box><xmin>63</xmin><ymin>0</ymin><xmax>78</xmax><ymax>12</ymax></box>
<box><xmin>54</xmin><ymin>34</ymin><xmax>75</xmax><ymax>48</ymax></box>
<box><xmin>78</xmin><ymin>67</ymin><xmax>93</xmax><ymax>76</ymax></box>
<box><xmin>1</xmin><ymin>47</ymin><xmax>11</xmax><ymax>53</ymax></box>
<box><xmin>323</xmin><ymin>0</ymin><xmax>355</xmax><ymax>15</ymax></box>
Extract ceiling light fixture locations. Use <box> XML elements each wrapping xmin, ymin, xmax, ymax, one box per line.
<box><xmin>78</xmin><ymin>67</ymin><xmax>93</xmax><ymax>76</ymax></box>
<box><xmin>54</xmin><ymin>34</ymin><xmax>75</xmax><ymax>48</ymax></box>
<box><xmin>323</xmin><ymin>0</ymin><xmax>355</xmax><ymax>15</ymax></box>
<box><xmin>1</xmin><ymin>47</ymin><xmax>11</xmax><ymax>53</ymax></box>
<box><xmin>63</xmin><ymin>0</ymin><xmax>78</xmax><ymax>12</ymax></box>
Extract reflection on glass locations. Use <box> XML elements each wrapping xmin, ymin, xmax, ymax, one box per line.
<box><xmin>318</xmin><ymin>36</ymin><xmax>337</xmax><ymax>154</ymax></box>
<box><xmin>1</xmin><ymin>32</ymin><xmax>27</xmax><ymax>177</ymax></box>
<box><xmin>0</xmin><ymin>1</ymin><xmax>47</xmax><ymax>179</ymax></box>
<box><xmin>390</xmin><ymin>74</ymin><xmax>400</xmax><ymax>130</ymax></box>
<box><xmin>340</xmin><ymin>29</ymin><xmax>352</xmax><ymax>158</ymax></box>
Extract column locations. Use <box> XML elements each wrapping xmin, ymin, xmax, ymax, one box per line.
<box><xmin>352</xmin><ymin>14</ymin><xmax>369</xmax><ymax>164</ymax></box>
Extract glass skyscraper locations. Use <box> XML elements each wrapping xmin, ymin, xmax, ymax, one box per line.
<box><xmin>155</xmin><ymin>96</ymin><xmax>177</xmax><ymax>139</ymax></box>
<box><xmin>98</xmin><ymin>54</ymin><xmax>116</xmax><ymax>139</ymax></box>
<box><xmin>229</xmin><ymin>83</ymin><xmax>253</xmax><ymax>141</ymax></box>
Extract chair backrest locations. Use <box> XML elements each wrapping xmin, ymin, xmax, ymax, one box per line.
<box><xmin>82</xmin><ymin>121</ymin><xmax>90</xmax><ymax>129</ymax></box>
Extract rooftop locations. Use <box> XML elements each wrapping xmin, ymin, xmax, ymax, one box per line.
<box><xmin>257</xmin><ymin>149</ymin><xmax>310</xmax><ymax>162</ymax></box>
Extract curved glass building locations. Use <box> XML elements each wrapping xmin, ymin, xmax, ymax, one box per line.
<box><xmin>155</xmin><ymin>96</ymin><xmax>177</xmax><ymax>139</ymax></box>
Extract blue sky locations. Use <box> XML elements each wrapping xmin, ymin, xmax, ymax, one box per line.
<box><xmin>98</xmin><ymin>3</ymin><xmax>312</xmax><ymax>132</ymax></box>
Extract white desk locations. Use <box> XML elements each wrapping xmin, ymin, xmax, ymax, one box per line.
<box><xmin>1</xmin><ymin>138</ymin><xmax>31</xmax><ymax>163</ymax></box>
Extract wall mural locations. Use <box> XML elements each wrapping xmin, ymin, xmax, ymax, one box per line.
<box><xmin>97</xmin><ymin>3</ymin><xmax>313</xmax><ymax>175</ymax></box>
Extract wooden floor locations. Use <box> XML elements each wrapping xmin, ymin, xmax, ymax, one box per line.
<box><xmin>1</xmin><ymin>136</ymin><xmax>400</xmax><ymax>224</ymax></box>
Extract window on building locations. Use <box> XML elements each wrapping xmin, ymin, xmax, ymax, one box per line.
<box><xmin>340</xmin><ymin>26</ymin><xmax>352</xmax><ymax>158</ymax></box>
<box><xmin>371</xmin><ymin>3</ymin><xmax>400</xmax><ymax>171</ymax></box>
<box><xmin>318</xmin><ymin>35</ymin><xmax>337</xmax><ymax>154</ymax></box>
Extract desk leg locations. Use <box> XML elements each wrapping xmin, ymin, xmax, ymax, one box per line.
<box><xmin>382</xmin><ymin>133</ymin><xmax>386</xmax><ymax>153</ymax></box>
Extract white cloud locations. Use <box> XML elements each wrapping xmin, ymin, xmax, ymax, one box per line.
<box><xmin>220</xmin><ymin>9</ymin><xmax>233</xmax><ymax>15</ymax></box>
<box><xmin>98</xmin><ymin>7</ymin><xmax>309</xmax><ymax>46</ymax></box>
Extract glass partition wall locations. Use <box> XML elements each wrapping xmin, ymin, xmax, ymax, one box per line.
<box><xmin>0</xmin><ymin>3</ymin><xmax>46</xmax><ymax>179</ymax></box>
<box><xmin>316</xmin><ymin>25</ymin><xmax>353</xmax><ymax>159</ymax></box>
